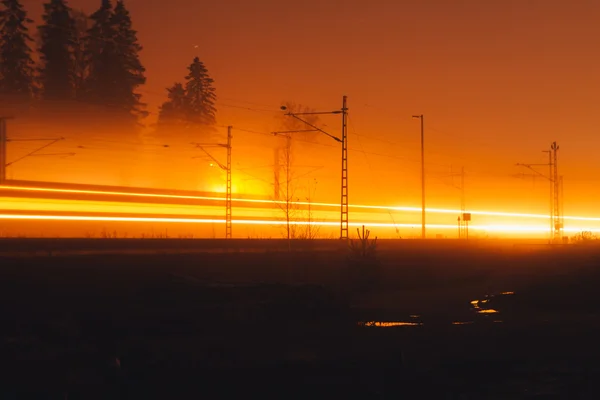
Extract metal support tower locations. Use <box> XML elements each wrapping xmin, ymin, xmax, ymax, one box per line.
<box><xmin>273</xmin><ymin>147</ymin><xmax>280</xmax><ymax>200</ymax></box>
<box><xmin>193</xmin><ymin>126</ymin><xmax>233</xmax><ymax>239</ymax></box>
<box><xmin>225</xmin><ymin>126</ymin><xmax>232</xmax><ymax>240</ymax></box>
<box><xmin>543</xmin><ymin>150</ymin><xmax>553</xmax><ymax>238</ymax></box>
<box><xmin>412</xmin><ymin>114</ymin><xmax>426</xmax><ymax>239</ymax></box>
<box><xmin>278</xmin><ymin>97</ymin><xmax>347</xmax><ymax>240</ymax></box>
<box><xmin>551</xmin><ymin>142</ymin><xmax>561</xmax><ymax>240</ymax></box>
<box><xmin>340</xmin><ymin>95</ymin><xmax>349</xmax><ymax>241</ymax></box>
<box><xmin>560</xmin><ymin>175</ymin><xmax>564</xmax><ymax>238</ymax></box>
<box><xmin>516</xmin><ymin>141</ymin><xmax>561</xmax><ymax>242</ymax></box>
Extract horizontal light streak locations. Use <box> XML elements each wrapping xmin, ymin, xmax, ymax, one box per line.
<box><xmin>0</xmin><ymin>213</ymin><xmax>598</xmax><ymax>234</ymax></box>
<box><xmin>1</xmin><ymin>184</ymin><xmax>599</xmax><ymax>223</ymax></box>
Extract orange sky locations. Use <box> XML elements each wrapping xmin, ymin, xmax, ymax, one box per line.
<box><xmin>13</xmin><ymin>0</ymin><xmax>600</xmax><ymax>222</ymax></box>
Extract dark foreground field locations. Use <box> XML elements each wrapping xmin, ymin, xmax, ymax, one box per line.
<box><xmin>2</xmin><ymin>242</ymin><xmax>600</xmax><ymax>398</ymax></box>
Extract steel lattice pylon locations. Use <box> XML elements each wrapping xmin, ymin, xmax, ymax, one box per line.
<box><xmin>194</xmin><ymin>126</ymin><xmax>233</xmax><ymax>239</ymax></box>
<box><xmin>340</xmin><ymin>96</ymin><xmax>349</xmax><ymax>241</ymax></box>
<box><xmin>225</xmin><ymin>126</ymin><xmax>232</xmax><ymax>239</ymax></box>
<box><xmin>551</xmin><ymin>142</ymin><xmax>561</xmax><ymax>241</ymax></box>
<box><xmin>516</xmin><ymin>141</ymin><xmax>562</xmax><ymax>243</ymax></box>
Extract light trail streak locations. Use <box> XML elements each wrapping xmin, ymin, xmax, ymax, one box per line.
<box><xmin>0</xmin><ymin>213</ymin><xmax>597</xmax><ymax>234</ymax></box>
<box><xmin>2</xmin><ymin>184</ymin><xmax>600</xmax><ymax>222</ymax></box>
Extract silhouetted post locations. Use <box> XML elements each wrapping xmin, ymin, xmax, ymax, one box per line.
<box><xmin>273</xmin><ymin>147</ymin><xmax>280</xmax><ymax>200</ymax></box>
<box><xmin>226</xmin><ymin>126</ymin><xmax>232</xmax><ymax>239</ymax></box>
<box><xmin>285</xmin><ymin>135</ymin><xmax>292</xmax><ymax>250</ymax></box>
<box><xmin>551</xmin><ymin>142</ymin><xmax>560</xmax><ymax>240</ymax></box>
<box><xmin>544</xmin><ymin>149</ymin><xmax>552</xmax><ymax>242</ymax></box>
<box><xmin>277</xmin><ymin>99</ymin><xmax>347</xmax><ymax>241</ymax></box>
<box><xmin>341</xmin><ymin>95</ymin><xmax>349</xmax><ymax>241</ymax></box>
<box><xmin>192</xmin><ymin>128</ymin><xmax>233</xmax><ymax>239</ymax></box>
<box><xmin>0</xmin><ymin>118</ymin><xmax>6</xmax><ymax>183</ymax></box>
<box><xmin>412</xmin><ymin>114</ymin><xmax>425</xmax><ymax>239</ymax></box>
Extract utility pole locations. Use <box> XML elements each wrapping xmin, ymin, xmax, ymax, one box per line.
<box><xmin>341</xmin><ymin>95</ymin><xmax>349</xmax><ymax>241</ymax></box>
<box><xmin>412</xmin><ymin>114</ymin><xmax>425</xmax><ymax>239</ymax></box>
<box><xmin>193</xmin><ymin>126</ymin><xmax>233</xmax><ymax>239</ymax></box>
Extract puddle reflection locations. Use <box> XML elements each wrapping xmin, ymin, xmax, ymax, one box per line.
<box><xmin>359</xmin><ymin>321</ymin><xmax>423</xmax><ymax>327</ymax></box>
<box><xmin>471</xmin><ymin>291</ymin><xmax>515</xmax><ymax>315</ymax></box>
<box><xmin>357</xmin><ymin>291</ymin><xmax>514</xmax><ymax>329</ymax></box>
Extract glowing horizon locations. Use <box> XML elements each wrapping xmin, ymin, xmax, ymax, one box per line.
<box><xmin>0</xmin><ymin>213</ymin><xmax>597</xmax><ymax>234</ymax></box>
<box><xmin>1</xmin><ymin>184</ymin><xmax>598</xmax><ymax>222</ymax></box>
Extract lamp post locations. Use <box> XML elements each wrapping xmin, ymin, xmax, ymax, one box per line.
<box><xmin>412</xmin><ymin>114</ymin><xmax>425</xmax><ymax>239</ymax></box>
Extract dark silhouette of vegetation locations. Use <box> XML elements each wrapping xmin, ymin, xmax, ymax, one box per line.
<box><xmin>347</xmin><ymin>225</ymin><xmax>380</xmax><ymax>291</ymax></box>
<box><xmin>70</xmin><ymin>9</ymin><xmax>89</xmax><ymax>99</ymax></box>
<box><xmin>0</xmin><ymin>0</ymin><xmax>220</xmax><ymax>137</ymax></box>
<box><xmin>83</xmin><ymin>0</ymin><xmax>116</xmax><ymax>104</ymax></box>
<box><xmin>184</xmin><ymin>57</ymin><xmax>216</xmax><ymax>126</ymax></box>
<box><xmin>0</xmin><ymin>0</ymin><xmax>148</xmax><ymax>131</ymax></box>
<box><xmin>82</xmin><ymin>0</ymin><xmax>145</xmax><ymax>123</ymax></box>
<box><xmin>37</xmin><ymin>0</ymin><xmax>77</xmax><ymax>100</ymax></box>
<box><xmin>278</xmin><ymin>101</ymin><xmax>321</xmax><ymax>143</ymax></box>
<box><xmin>158</xmin><ymin>83</ymin><xmax>187</xmax><ymax>126</ymax></box>
<box><xmin>0</xmin><ymin>0</ymin><xmax>35</xmax><ymax>100</ymax></box>
<box><xmin>158</xmin><ymin>56</ymin><xmax>217</xmax><ymax>132</ymax></box>
<box><xmin>573</xmin><ymin>230</ymin><xmax>598</xmax><ymax>243</ymax></box>
<box><xmin>110</xmin><ymin>0</ymin><xmax>146</xmax><ymax>119</ymax></box>
<box><xmin>273</xmin><ymin>135</ymin><xmax>299</xmax><ymax>245</ymax></box>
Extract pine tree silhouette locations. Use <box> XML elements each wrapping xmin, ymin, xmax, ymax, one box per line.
<box><xmin>184</xmin><ymin>56</ymin><xmax>217</xmax><ymax>126</ymax></box>
<box><xmin>0</xmin><ymin>0</ymin><xmax>35</xmax><ymax>99</ymax></box>
<box><xmin>158</xmin><ymin>83</ymin><xmax>187</xmax><ymax>126</ymax></box>
<box><xmin>110</xmin><ymin>0</ymin><xmax>146</xmax><ymax>119</ymax></box>
<box><xmin>83</xmin><ymin>0</ymin><xmax>116</xmax><ymax>105</ymax></box>
<box><xmin>158</xmin><ymin>56</ymin><xmax>217</xmax><ymax>132</ymax></box>
<box><xmin>38</xmin><ymin>0</ymin><xmax>77</xmax><ymax>100</ymax></box>
<box><xmin>71</xmin><ymin>9</ymin><xmax>89</xmax><ymax>100</ymax></box>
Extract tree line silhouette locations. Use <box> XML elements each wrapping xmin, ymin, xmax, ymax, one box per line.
<box><xmin>0</xmin><ymin>0</ymin><xmax>216</xmax><ymax>132</ymax></box>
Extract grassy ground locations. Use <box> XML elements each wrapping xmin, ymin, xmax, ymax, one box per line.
<box><xmin>1</xmin><ymin>244</ymin><xmax>600</xmax><ymax>398</ymax></box>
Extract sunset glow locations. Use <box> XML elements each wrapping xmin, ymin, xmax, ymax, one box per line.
<box><xmin>3</xmin><ymin>213</ymin><xmax>594</xmax><ymax>234</ymax></box>
<box><xmin>2</xmin><ymin>184</ymin><xmax>600</xmax><ymax>222</ymax></box>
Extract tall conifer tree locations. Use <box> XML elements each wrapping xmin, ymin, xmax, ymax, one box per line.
<box><xmin>111</xmin><ymin>0</ymin><xmax>146</xmax><ymax>118</ymax></box>
<box><xmin>71</xmin><ymin>9</ymin><xmax>89</xmax><ymax>99</ymax></box>
<box><xmin>84</xmin><ymin>0</ymin><xmax>116</xmax><ymax>104</ymax></box>
<box><xmin>38</xmin><ymin>0</ymin><xmax>77</xmax><ymax>100</ymax></box>
<box><xmin>0</xmin><ymin>0</ymin><xmax>34</xmax><ymax>98</ymax></box>
<box><xmin>158</xmin><ymin>57</ymin><xmax>217</xmax><ymax>130</ymax></box>
<box><xmin>158</xmin><ymin>83</ymin><xmax>187</xmax><ymax>126</ymax></box>
<box><xmin>184</xmin><ymin>57</ymin><xmax>216</xmax><ymax>126</ymax></box>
